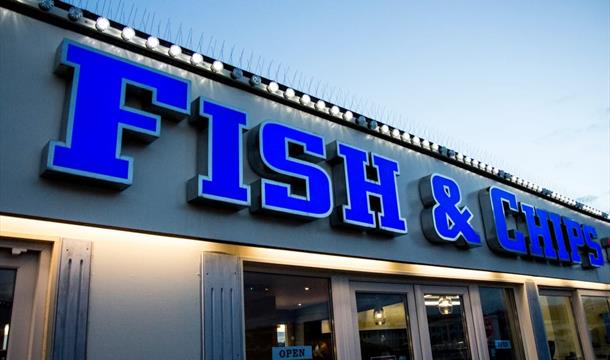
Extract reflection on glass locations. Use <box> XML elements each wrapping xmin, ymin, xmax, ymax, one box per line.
<box><xmin>479</xmin><ymin>287</ymin><xmax>524</xmax><ymax>360</ymax></box>
<box><xmin>582</xmin><ymin>296</ymin><xmax>610</xmax><ymax>359</ymax></box>
<box><xmin>244</xmin><ymin>272</ymin><xmax>334</xmax><ymax>360</ymax></box>
<box><xmin>356</xmin><ymin>292</ymin><xmax>412</xmax><ymax>360</ymax></box>
<box><xmin>425</xmin><ymin>293</ymin><xmax>471</xmax><ymax>360</ymax></box>
<box><xmin>0</xmin><ymin>269</ymin><xmax>16</xmax><ymax>360</ymax></box>
<box><xmin>539</xmin><ymin>294</ymin><xmax>583</xmax><ymax>360</ymax></box>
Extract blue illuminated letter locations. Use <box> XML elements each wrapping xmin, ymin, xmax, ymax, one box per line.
<box><xmin>187</xmin><ymin>98</ymin><xmax>250</xmax><ymax>207</ymax></box>
<box><xmin>547</xmin><ymin>212</ymin><xmax>572</xmax><ymax>263</ymax></box>
<box><xmin>328</xmin><ymin>142</ymin><xmax>407</xmax><ymax>235</ymax></box>
<box><xmin>479</xmin><ymin>187</ymin><xmax>527</xmax><ymax>255</ymax></box>
<box><xmin>581</xmin><ymin>225</ymin><xmax>605</xmax><ymax>268</ymax></box>
<box><xmin>520</xmin><ymin>204</ymin><xmax>557</xmax><ymax>260</ymax></box>
<box><xmin>42</xmin><ymin>40</ymin><xmax>190</xmax><ymax>188</ymax></box>
<box><xmin>248</xmin><ymin>122</ymin><xmax>332</xmax><ymax>219</ymax></box>
<box><xmin>563</xmin><ymin>217</ymin><xmax>587</xmax><ymax>265</ymax></box>
<box><xmin>419</xmin><ymin>174</ymin><xmax>480</xmax><ymax>247</ymax></box>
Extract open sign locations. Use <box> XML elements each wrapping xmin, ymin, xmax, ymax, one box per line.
<box><xmin>272</xmin><ymin>346</ymin><xmax>312</xmax><ymax>360</ymax></box>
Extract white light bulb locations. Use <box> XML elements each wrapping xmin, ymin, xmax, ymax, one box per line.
<box><xmin>315</xmin><ymin>100</ymin><xmax>326</xmax><ymax>110</ymax></box>
<box><xmin>431</xmin><ymin>143</ymin><xmax>439</xmax><ymax>152</ymax></box>
<box><xmin>392</xmin><ymin>128</ymin><xmax>400</xmax><ymax>137</ymax></box>
<box><xmin>330</xmin><ymin>105</ymin><xmax>340</xmax><ymax>116</ymax></box>
<box><xmin>343</xmin><ymin>111</ymin><xmax>353</xmax><ymax>121</ymax></box>
<box><xmin>284</xmin><ymin>88</ymin><xmax>295</xmax><ymax>99</ymax></box>
<box><xmin>145</xmin><ymin>36</ymin><xmax>159</xmax><ymax>50</ymax></box>
<box><xmin>95</xmin><ymin>17</ymin><xmax>110</xmax><ymax>32</ymax></box>
<box><xmin>402</xmin><ymin>132</ymin><xmax>411</xmax><ymax>142</ymax></box>
<box><xmin>267</xmin><ymin>81</ymin><xmax>279</xmax><ymax>93</ymax></box>
<box><xmin>421</xmin><ymin>139</ymin><xmax>430</xmax><ymax>148</ymax></box>
<box><xmin>168</xmin><ymin>45</ymin><xmax>182</xmax><ymax>58</ymax></box>
<box><xmin>300</xmin><ymin>94</ymin><xmax>311</xmax><ymax>105</ymax></box>
<box><xmin>380</xmin><ymin>124</ymin><xmax>390</xmax><ymax>134</ymax></box>
<box><xmin>121</xmin><ymin>27</ymin><xmax>135</xmax><ymax>41</ymax></box>
<box><xmin>211</xmin><ymin>60</ymin><xmax>224</xmax><ymax>72</ymax></box>
<box><xmin>190</xmin><ymin>53</ymin><xmax>203</xmax><ymax>65</ymax></box>
<box><xmin>412</xmin><ymin>136</ymin><xmax>421</xmax><ymax>145</ymax></box>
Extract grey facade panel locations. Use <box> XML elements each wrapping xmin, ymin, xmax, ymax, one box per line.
<box><xmin>1</xmin><ymin>9</ymin><xmax>609</xmax><ymax>283</ymax></box>
<box><xmin>525</xmin><ymin>281</ymin><xmax>552</xmax><ymax>360</ymax></box>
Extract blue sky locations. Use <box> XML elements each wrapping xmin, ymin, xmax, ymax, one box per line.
<box><xmin>88</xmin><ymin>0</ymin><xmax>610</xmax><ymax>211</ymax></box>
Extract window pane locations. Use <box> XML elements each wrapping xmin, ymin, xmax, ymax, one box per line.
<box><xmin>356</xmin><ymin>292</ymin><xmax>412</xmax><ymax>360</ymax></box>
<box><xmin>539</xmin><ymin>294</ymin><xmax>583</xmax><ymax>360</ymax></box>
<box><xmin>582</xmin><ymin>296</ymin><xmax>610</xmax><ymax>359</ymax></box>
<box><xmin>424</xmin><ymin>293</ymin><xmax>471</xmax><ymax>360</ymax></box>
<box><xmin>0</xmin><ymin>269</ymin><xmax>16</xmax><ymax>360</ymax></box>
<box><xmin>244</xmin><ymin>272</ymin><xmax>334</xmax><ymax>360</ymax></box>
<box><xmin>479</xmin><ymin>287</ymin><xmax>524</xmax><ymax>360</ymax></box>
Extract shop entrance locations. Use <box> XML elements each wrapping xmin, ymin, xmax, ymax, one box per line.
<box><xmin>348</xmin><ymin>282</ymin><xmax>479</xmax><ymax>360</ymax></box>
<box><xmin>347</xmin><ymin>282</ymin><xmax>525</xmax><ymax>360</ymax></box>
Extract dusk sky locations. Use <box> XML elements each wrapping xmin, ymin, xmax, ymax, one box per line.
<box><xmin>84</xmin><ymin>0</ymin><xmax>610</xmax><ymax>212</ymax></box>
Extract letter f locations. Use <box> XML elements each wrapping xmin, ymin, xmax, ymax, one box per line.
<box><xmin>42</xmin><ymin>40</ymin><xmax>190</xmax><ymax>188</ymax></box>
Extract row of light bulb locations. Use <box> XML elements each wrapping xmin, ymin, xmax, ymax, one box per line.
<box><xmin>89</xmin><ymin>15</ymin><xmax>226</xmax><ymax>72</ymax></box>
<box><xmin>41</xmin><ymin>2</ymin><xmax>610</xmax><ymax>221</ymax></box>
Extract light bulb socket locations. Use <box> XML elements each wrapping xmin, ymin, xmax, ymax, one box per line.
<box><xmin>38</xmin><ymin>0</ymin><xmax>54</xmax><ymax>11</ymax></box>
<box><xmin>250</xmin><ymin>75</ymin><xmax>262</xmax><ymax>87</ymax></box>
<box><xmin>231</xmin><ymin>68</ymin><xmax>244</xmax><ymax>80</ymax></box>
<box><xmin>67</xmin><ymin>7</ymin><xmax>83</xmax><ymax>22</ymax></box>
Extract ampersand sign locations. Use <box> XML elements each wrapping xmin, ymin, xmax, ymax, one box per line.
<box><xmin>419</xmin><ymin>174</ymin><xmax>481</xmax><ymax>248</ymax></box>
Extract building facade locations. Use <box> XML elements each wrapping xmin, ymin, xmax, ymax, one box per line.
<box><xmin>1</xmin><ymin>1</ymin><xmax>609</xmax><ymax>359</ymax></box>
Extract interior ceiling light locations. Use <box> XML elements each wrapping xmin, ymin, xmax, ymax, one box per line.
<box><xmin>438</xmin><ymin>296</ymin><xmax>453</xmax><ymax>315</ymax></box>
<box><xmin>373</xmin><ymin>307</ymin><xmax>386</xmax><ymax>326</ymax></box>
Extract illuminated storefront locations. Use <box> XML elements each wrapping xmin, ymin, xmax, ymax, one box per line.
<box><xmin>1</xmin><ymin>1</ymin><xmax>609</xmax><ymax>359</ymax></box>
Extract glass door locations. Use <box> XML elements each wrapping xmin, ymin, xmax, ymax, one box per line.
<box><xmin>576</xmin><ymin>290</ymin><xmax>610</xmax><ymax>360</ymax></box>
<box><xmin>538</xmin><ymin>290</ymin><xmax>585</xmax><ymax>360</ymax></box>
<box><xmin>415</xmin><ymin>285</ymin><xmax>479</xmax><ymax>360</ymax></box>
<box><xmin>350</xmin><ymin>282</ymin><xmax>422</xmax><ymax>360</ymax></box>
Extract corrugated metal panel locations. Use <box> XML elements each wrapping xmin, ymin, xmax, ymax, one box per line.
<box><xmin>201</xmin><ymin>252</ymin><xmax>244</xmax><ymax>360</ymax></box>
<box><xmin>52</xmin><ymin>238</ymin><xmax>92</xmax><ymax>360</ymax></box>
